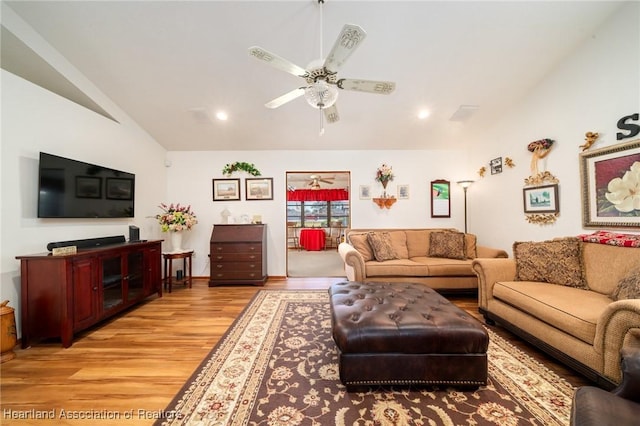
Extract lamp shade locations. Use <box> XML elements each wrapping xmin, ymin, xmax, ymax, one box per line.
<box><xmin>304</xmin><ymin>81</ymin><xmax>338</xmax><ymax>109</ymax></box>
<box><xmin>456</xmin><ymin>180</ymin><xmax>475</xmax><ymax>189</ymax></box>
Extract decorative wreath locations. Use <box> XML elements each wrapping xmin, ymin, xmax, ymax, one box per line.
<box><xmin>222</xmin><ymin>162</ymin><xmax>261</xmax><ymax>176</ymax></box>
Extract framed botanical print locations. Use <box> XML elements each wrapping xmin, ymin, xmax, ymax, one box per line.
<box><xmin>431</xmin><ymin>180</ymin><xmax>450</xmax><ymax>218</ymax></box>
<box><xmin>580</xmin><ymin>139</ymin><xmax>640</xmax><ymax>228</ymax></box>
<box><xmin>245</xmin><ymin>178</ymin><xmax>273</xmax><ymax>200</ymax></box>
<box><xmin>212</xmin><ymin>178</ymin><xmax>241</xmax><ymax>201</ymax></box>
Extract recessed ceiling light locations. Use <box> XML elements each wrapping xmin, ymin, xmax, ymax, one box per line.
<box><xmin>417</xmin><ymin>109</ymin><xmax>430</xmax><ymax>119</ymax></box>
<box><xmin>216</xmin><ymin>111</ymin><xmax>228</xmax><ymax>121</ymax></box>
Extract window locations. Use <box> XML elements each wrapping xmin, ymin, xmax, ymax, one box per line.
<box><xmin>286</xmin><ymin>201</ymin><xmax>349</xmax><ymax>228</ymax></box>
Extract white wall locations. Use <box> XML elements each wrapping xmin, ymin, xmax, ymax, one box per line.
<box><xmin>0</xmin><ymin>7</ymin><xmax>168</xmax><ymax>336</ymax></box>
<box><xmin>165</xmin><ymin>149</ymin><xmax>472</xmax><ymax>277</ymax></box>
<box><xmin>466</xmin><ymin>2</ymin><xmax>640</xmax><ymax>255</ymax></box>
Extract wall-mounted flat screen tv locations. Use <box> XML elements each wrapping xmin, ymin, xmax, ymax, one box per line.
<box><xmin>38</xmin><ymin>152</ymin><xmax>135</xmax><ymax>218</ymax></box>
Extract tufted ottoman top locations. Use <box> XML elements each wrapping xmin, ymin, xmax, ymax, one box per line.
<box><xmin>329</xmin><ymin>281</ymin><xmax>488</xmax><ymax>354</ymax></box>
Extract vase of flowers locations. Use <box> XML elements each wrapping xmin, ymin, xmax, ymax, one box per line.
<box><xmin>156</xmin><ymin>203</ymin><xmax>198</xmax><ymax>252</ymax></box>
<box><xmin>375</xmin><ymin>163</ymin><xmax>394</xmax><ymax>197</ymax></box>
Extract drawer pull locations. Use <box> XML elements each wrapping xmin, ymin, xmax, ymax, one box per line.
<box><xmin>216</xmin><ymin>265</ymin><xmax>223</xmax><ymax>269</ymax></box>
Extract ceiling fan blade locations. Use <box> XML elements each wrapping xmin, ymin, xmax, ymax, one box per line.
<box><xmin>265</xmin><ymin>88</ymin><xmax>305</xmax><ymax>109</ymax></box>
<box><xmin>323</xmin><ymin>24</ymin><xmax>367</xmax><ymax>73</ymax></box>
<box><xmin>248</xmin><ymin>46</ymin><xmax>308</xmax><ymax>77</ymax></box>
<box><xmin>324</xmin><ymin>105</ymin><xmax>340</xmax><ymax>123</ymax></box>
<box><xmin>337</xmin><ymin>79</ymin><xmax>396</xmax><ymax>94</ymax></box>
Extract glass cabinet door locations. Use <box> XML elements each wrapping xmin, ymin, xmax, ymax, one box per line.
<box><xmin>101</xmin><ymin>256</ymin><xmax>123</xmax><ymax>311</ymax></box>
<box><xmin>127</xmin><ymin>251</ymin><xmax>144</xmax><ymax>301</ymax></box>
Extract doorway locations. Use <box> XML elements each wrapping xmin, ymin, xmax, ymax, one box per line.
<box><xmin>286</xmin><ymin>171</ymin><xmax>350</xmax><ymax>277</ymax></box>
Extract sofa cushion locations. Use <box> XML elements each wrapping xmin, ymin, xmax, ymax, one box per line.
<box><xmin>412</xmin><ymin>256</ymin><xmax>474</xmax><ymax>276</ymax></box>
<box><xmin>405</xmin><ymin>230</ymin><xmax>432</xmax><ymax>258</ymax></box>
<box><xmin>513</xmin><ymin>237</ymin><xmax>587</xmax><ymax>288</ymax></box>
<box><xmin>429</xmin><ymin>232</ymin><xmax>466</xmax><ymax>260</ymax></box>
<box><xmin>387</xmin><ymin>231</ymin><xmax>409</xmax><ymax>259</ymax></box>
<box><xmin>583</xmin><ymin>243</ymin><xmax>640</xmax><ymax>295</ymax></box>
<box><xmin>349</xmin><ymin>233</ymin><xmax>374</xmax><ymax>262</ymax></box>
<box><xmin>367</xmin><ymin>232</ymin><xmax>398</xmax><ymax>261</ymax></box>
<box><xmin>465</xmin><ymin>233</ymin><xmax>478</xmax><ymax>259</ymax></box>
<box><xmin>611</xmin><ymin>267</ymin><xmax>640</xmax><ymax>301</ymax></box>
<box><xmin>365</xmin><ymin>259</ymin><xmax>430</xmax><ymax>277</ymax></box>
<box><xmin>493</xmin><ymin>281</ymin><xmax>611</xmax><ymax>344</ymax></box>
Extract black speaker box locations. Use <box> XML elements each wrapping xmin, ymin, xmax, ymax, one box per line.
<box><xmin>129</xmin><ymin>225</ymin><xmax>140</xmax><ymax>242</ymax></box>
<box><xmin>47</xmin><ymin>235</ymin><xmax>126</xmax><ymax>252</ymax></box>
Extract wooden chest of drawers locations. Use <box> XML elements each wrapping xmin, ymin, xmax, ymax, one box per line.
<box><xmin>208</xmin><ymin>224</ymin><xmax>267</xmax><ymax>286</ymax></box>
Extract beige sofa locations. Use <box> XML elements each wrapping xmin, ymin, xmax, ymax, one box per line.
<box><xmin>473</xmin><ymin>236</ymin><xmax>640</xmax><ymax>388</ymax></box>
<box><xmin>338</xmin><ymin>228</ymin><xmax>508</xmax><ymax>293</ymax></box>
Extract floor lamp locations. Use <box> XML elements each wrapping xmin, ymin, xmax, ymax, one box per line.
<box><xmin>456</xmin><ymin>180</ymin><xmax>474</xmax><ymax>233</ymax></box>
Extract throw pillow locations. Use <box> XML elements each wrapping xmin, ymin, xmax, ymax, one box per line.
<box><xmin>428</xmin><ymin>232</ymin><xmax>466</xmax><ymax>260</ymax></box>
<box><xmin>465</xmin><ymin>233</ymin><xmax>478</xmax><ymax>259</ymax></box>
<box><xmin>611</xmin><ymin>267</ymin><xmax>640</xmax><ymax>300</ymax></box>
<box><xmin>366</xmin><ymin>232</ymin><xmax>398</xmax><ymax>262</ymax></box>
<box><xmin>578</xmin><ymin>231</ymin><xmax>640</xmax><ymax>248</ymax></box>
<box><xmin>513</xmin><ymin>237</ymin><xmax>587</xmax><ymax>288</ymax></box>
<box><xmin>348</xmin><ymin>233</ymin><xmax>374</xmax><ymax>262</ymax></box>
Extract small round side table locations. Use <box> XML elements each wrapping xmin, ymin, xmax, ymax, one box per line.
<box><xmin>162</xmin><ymin>250</ymin><xmax>194</xmax><ymax>293</ymax></box>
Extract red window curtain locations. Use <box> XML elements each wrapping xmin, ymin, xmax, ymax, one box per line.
<box><xmin>287</xmin><ymin>189</ymin><xmax>349</xmax><ymax>201</ymax></box>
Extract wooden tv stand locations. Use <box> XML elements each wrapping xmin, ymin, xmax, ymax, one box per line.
<box><xmin>16</xmin><ymin>240</ymin><xmax>162</xmax><ymax>348</ymax></box>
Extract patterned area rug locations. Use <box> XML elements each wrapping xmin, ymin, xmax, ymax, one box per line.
<box><xmin>156</xmin><ymin>290</ymin><xmax>574</xmax><ymax>426</ymax></box>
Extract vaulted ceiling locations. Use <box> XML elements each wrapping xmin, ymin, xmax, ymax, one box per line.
<box><xmin>2</xmin><ymin>1</ymin><xmax>625</xmax><ymax>151</ymax></box>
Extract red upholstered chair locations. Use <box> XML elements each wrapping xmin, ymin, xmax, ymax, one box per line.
<box><xmin>570</xmin><ymin>347</ymin><xmax>640</xmax><ymax>426</ymax></box>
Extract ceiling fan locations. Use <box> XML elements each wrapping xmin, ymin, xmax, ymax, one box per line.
<box><xmin>307</xmin><ymin>174</ymin><xmax>334</xmax><ymax>189</ymax></box>
<box><xmin>248</xmin><ymin>0</ymin><xmax>395</xmax><ymax>132</ymax></box>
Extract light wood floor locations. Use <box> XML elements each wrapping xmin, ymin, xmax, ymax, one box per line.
<box><xmin>0</xmin><ymin>277</ymin><xmax>591</xmax><ymax>425</ymax></box>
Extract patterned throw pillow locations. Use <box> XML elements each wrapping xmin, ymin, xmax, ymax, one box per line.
<box><xmin>611</xmin><ymin>267</ymin><xmax>640</xmax><ymax>300</ymax></box>
<box><xmin>513</xmin><ymin>237</ymin><xmax>587</xmax><ymax>288</ymax></box>
<box><xmin>428</xmin><ymin>232</ymin><xmax>466</xmax><ymax>260</ymax></box>
<box><xmin>366</xmin><ymin>232</ymin><xmax>398</xmax><ymax>262</ymax></box>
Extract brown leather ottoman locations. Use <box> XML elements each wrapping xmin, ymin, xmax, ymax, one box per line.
<box><xmin>329</xmin><ymin>281</ymin><xmax>488</xmax><ymax>391</ymax></box>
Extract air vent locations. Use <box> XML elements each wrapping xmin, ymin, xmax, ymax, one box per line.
<box><xmin>449</xmin><ymin>105</ymin><xmax>479</xmax><ymax>122</ymax></box>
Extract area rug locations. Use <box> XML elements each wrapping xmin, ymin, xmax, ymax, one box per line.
<box><xmin>156</xmin><ymin>290</ymin><xmax>574</xmax><ymax>426</ymax></box>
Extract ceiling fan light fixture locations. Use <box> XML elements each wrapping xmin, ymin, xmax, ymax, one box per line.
<box><xmin>304</xmin><ymin>80</ymin><xmax>338</xmax><ymax>109</ymax></box>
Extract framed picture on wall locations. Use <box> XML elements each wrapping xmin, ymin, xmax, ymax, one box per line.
<box><xmin>431</xmin><ymin>180</ymin><xmax>450</xmax><ymax>217</ymax></box>
<box><xmin>580</xmin><ymin>138</ymin><xmax>640</xmax><ymax>228</ymax></box>
<box><xmin>397</xmin><ymin>184</ymin><xmax>410</xmax><ymax>199</ymax></box>
<box><xmin>523</xmin><ymin>184</ymin><xmax>559</xmax><ymax>214</ymax></box>
<box><xmin>245</xmin><ymin>178</ymin><xmax>273</xmax><ymax>200</ymax></box>
<box><xmin>212</xmin><ymin>178</ymin><xmax>241</xmax><ymax>201</ymax></box>
<box><xmin>359</xmin><ymin>185</ymin><xmax>371</xmax><ymax>199</ymax></box>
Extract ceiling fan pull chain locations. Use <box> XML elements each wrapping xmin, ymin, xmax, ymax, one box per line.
<box><xmin>319</xmin><ymin>109</ymin><xmax>325</xmax><ymax>136</ymax></box>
